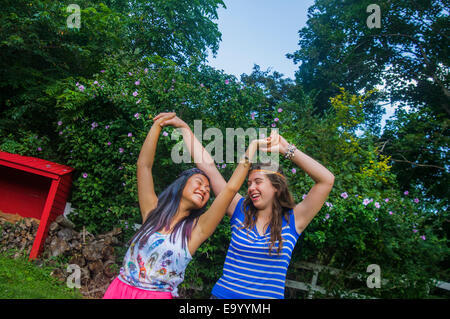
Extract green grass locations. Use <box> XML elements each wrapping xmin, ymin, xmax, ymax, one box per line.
<box><xmin>0</xmin><ymin>252</ymin><xmax>84</xmax><ymax>299</ymax></box>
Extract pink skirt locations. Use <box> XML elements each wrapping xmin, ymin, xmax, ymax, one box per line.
<box><xmin>103</xmin><ymin>277</ymin><xmax>173</xmax><ymax>299</ymax></box>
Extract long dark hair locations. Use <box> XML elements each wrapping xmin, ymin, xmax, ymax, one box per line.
<box><xmin>129</xmin><ymin>168</ymin><xmax>210</xmax><ymax>250</ymax></box>
<box><xmin>242</xmin><ymin>162</ymin><xmax>295</xmax><ymax>255</ymax></box>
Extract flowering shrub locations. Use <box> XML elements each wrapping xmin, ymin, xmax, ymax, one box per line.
<box><xmin>2</xmin><ymin>52</ymin><xmax>446</xmax><ymax>298</ymax></box>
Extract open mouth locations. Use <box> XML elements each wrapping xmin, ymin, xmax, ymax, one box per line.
<box><xmin>250</xmin><ymin>193</ymin><xmax>261</xmax><ymax>201</ymax></box>
<box><xmin>194</xmin><ymin>192</ymin><xmax>204</xmax><ymax>201</ymax></box>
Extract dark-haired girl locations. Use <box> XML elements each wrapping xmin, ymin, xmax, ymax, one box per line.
<box><xmin>103</xmin><ymin>113</ymin><xmax>271</xmax><ymax>299</ymax></box>
<box><xmin>184</xmin><ymin>125</ymin><xmax>335</xmax><ymax>299</ymax></box>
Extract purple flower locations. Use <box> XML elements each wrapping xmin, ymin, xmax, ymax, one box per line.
<box><xmin>133</xmin><ymin>91</ymin><xmax>138</xmax><ymax>97</ymax></box>
<box><xmin>225</xmin><ymin>79</ymin><xmax>230</xmax><ymax>85</ymax></box>
<box><xmin>291</xmin><ymin>168</ymin><xmax>296</xmax><ymax>174</ymax></box>
<box><xmin>302</xmin><ymin>194</ymin><xmax>307</xmax><ymax>200</ymax></box>
<box><xmin>162</xmin><ymin>131</ymin><xmax>169</xmax><ymax>137</ymax></box>
<box><xmin>413</xmin><ymin>229</ymin><xmax>418</xmax><ymax>233</ymax></box>
<box><xmin>325</xmin><ymin>214</ymin><xmax>330</xmax><ymax>219</ymax></box>
<box><xmin>128</xmin><ymin>72</ymin><xmax>132</xmax><ymax>76</ymax></box>
<box><xmin>374</xmin><ymin>202</ymin><xmax>380</xmax><ymax>209</ymax></box>
<box><xmin>91</xmin><ymin>122</ymin><xmax>98</xmax><ymax>129</ymax></box>
<box><xmin>221</xmin><ymin>164</ymin><xmax>227</xmax><ymax>169</ymax></box>
<box><xmin>271</xmin><ymin>123</ymin><xmax>276</xmax><ymax>128</ymax></box>
<box><xmin>57</xmin><ymin>121</ymin><xmax>63</xmax><ymax>126</ymax></box>
<box><xmin>144</xmin><ymin>68</ymin><xmax>148</xmax><ymax>74</ymax></box>
<box><xmin>277</xmin><ymin>108</ymin><xmax>283</xmax><ymax>113</ymax></box>
<box><xmin>389</xmin><ymin>211</ymin><xmax>394</xmax><ymax>215</ymax></box>
<box><xmin>37</xmin><ymin>147</ymin><xmax>42</xmax><ymax>151</ymax></box>
<box><xmin>82</xmin><ymin>173</ymin><xmax>88</xmax><ymax>178</ymax></box>
<box><xmin>105</xmin><ymin>125</ymin><xmax>110</xmax><ymax>129</ymax></box>
<box><xmin>363</xmin><ymin>198</ymin><xmax>371</xmax><ymax>206</ymax></box>
<box><xmin>93</xmin><ymin>80</ymin><xmax>98</xmax><ymax>85</ymax></box>
<box><xmin>100</xmin><ymin>70</ymin><xmax>105</xmax><ymax>73</ymax></box>
<box><xmin>135</xmin><ymin>80</ymin><xmax>140</xmax><ymax>85</ymax></box>
<box><xmin>118</xmin><ymin>166</ymin><xmax>123</xmax><ymax>170</ymax></box>
<box><xmin>200</xmin><ymin>83</ymin><xmax>204</xmax><ymax>87</ymax></box>
<box><xmin>404</xmin><ymin>190</ymin><xmax>409</xmax><ymax>195</ymax></box>
<box><xmin>76</xmin><ymin>82</ymin><xmax>79</xmax><ymax>86</ymax></box>
<box><xmin>107</xmin><ymin>141</ymin><xmax>111</xmax><ymax>146</ymax></box>
<box><xmin>119</xmin><ymin>148</ymin><xmax>124</xmax><ymax>153</ymax></box>
<box><xmin>414</xmin><ymin>198</ymin><xmax>419</xmax><ymax>203</ymax></box>
<box><xmin>134</xmin><ymin>113</ymin><xmax>140</xmax><ymax>119</ymax></box>
<box><xmin>274</xmin><ymin>118</ymin><xmax>279</xmax><ymax>122</ymax></box>
<box><xmin>325</xmin><ymin>202</ymin><xmax>333</xmax><ymax>208</ymax></box>
<box><xmin>128</xmin><ymin>133</ymin><xmax>132</xmax><ymax>137</ymax></box>
<box><xmin>340</xmin><ymin>192</ymin><xmax>348</xmax><ymax>199</ymax></box>
<box><xmin>385</xmin><ymin>198</ymin><xmax>389</xmax><ymax>203</ymax></box>
<box><xmin>136</xmin><ymin>99</ymin><xmax>141</xmax><ymax>104</ymax></box>
<box><xmin>59</xmin><ymin>131</ymin><xmax>63</xmax><ymax>135</ymax></box>
<box><xmin>251</xmin><ymin>112</ymin><xmax>255</xmax><ymax>120</ymax></box>
<box><xmin>420</xmin><ymin>235</ymin><xmax>426</xmax><ymax>241</ymax></box>
<box><xmin>78</xmin><ymin>85</ymin><xmax>85</xmax><ymax>92</ymax></box>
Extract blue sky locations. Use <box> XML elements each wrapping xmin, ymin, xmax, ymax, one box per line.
<box><xmin>206</xmin><ymin>0</ymin><xmax>316</xmax><ymax>80</ymax></box>
<box><xmin>205</xmin><ymin>0</ymin><xmax>396</xmax><ymax>131</ymax></box>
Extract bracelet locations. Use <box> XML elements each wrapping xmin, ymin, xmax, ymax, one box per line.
<box><xmin>240</xmin><ymin>155</ymin><xmax>250</xmax><ymax>167</ymax></box>
<box><xmin>284</xmin><ymin>144</ymin><xmax>296</xmax><ymax>160</ymax></box>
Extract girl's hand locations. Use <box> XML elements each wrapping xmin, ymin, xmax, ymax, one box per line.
<box><xmin>258</xmin><ymin>130</ymin><xmax>289</xmax><ymax>155</ymax></box>
<box><xmin>152</xmin><ymin>112</ymin><xmax>176</xmax><ymax>127</ymax></box>
<box><xmin>158</xmin><ymin>114</ymin><xmax>188</xmax><ymax>129</ymax></box>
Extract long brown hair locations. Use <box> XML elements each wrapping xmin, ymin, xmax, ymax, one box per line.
<box><xmin>242</xmin><ymin>162</ymin><xmax>295</xmax><ymax>255</ymax></box>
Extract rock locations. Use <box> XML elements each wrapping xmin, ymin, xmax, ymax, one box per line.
<box><xmin>49</xmin><ymin>237</ymin><xmax>70</xmax><ymax>257</ymax></box>
<box><xmin>69</xmin><ymin>254</ymin><xmax>86</xmax><ymax>268</ymax></box>
<box><xmin>103</xmin><ymin>260</ymin><xmax>118</xmax><ymax>278</ymax></box>
<box><xmin>88</xmin><ymin>260</ymin><xmax>104</xmax><ymax>275</ymax></box>
<box><xmin>55</xmin><ymin>215</ymin><xmax>75</xmax><ymax>229</ymax></box>
<box><xmin>57</xmin><ymin>228</ymin><xmax>74</xmax><ymax>241</ymax></box>
<box><xmin>82</xmin><ymin>241</ymin><xmax>103</xmax><ymax>261</ymax></box>
<box><xmin>49</xmin><ymin>222</ymin><xmax>59</xmax><ymax>233</ymax></box>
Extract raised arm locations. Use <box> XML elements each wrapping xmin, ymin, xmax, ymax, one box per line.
<box><xmin>136</xmin><ymin>113</ymin><xmax>176</xmax><ymax>222</ymax></box>
<box><xmin>267</xmin><ymin>132</ymin><xmax>335</xmax><ymax>234</ymax></box>
<box><xmin>189</xmin><ymin>139</ymin><xmax>261</xmax><ymax>252</ymax></box>
<box><xmin>155</xmin><ymin>113</ymin><xmax>242</xmax><ymax>217</ymax></box>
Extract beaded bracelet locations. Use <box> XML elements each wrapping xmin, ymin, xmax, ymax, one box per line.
<box><xmin>284</xmin><ymin>143</ymin><xmax>296</xmax><ymax>160</ymax></box>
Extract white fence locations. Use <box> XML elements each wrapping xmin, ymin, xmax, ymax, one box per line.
<box><xmin>286</xmin><ymin>261</ymin><xmax>450</xmax><ymax>298</ymax></box>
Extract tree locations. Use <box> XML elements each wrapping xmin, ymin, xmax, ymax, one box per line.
<box><xmin>286</xmin><ymin>0</ymin><xmax>449</xmax><ymax>203</ymax></box>
<box><xmin>0</xmin><ymin>0</ymin><xmax>225</xmax><ymax>159</ymax></box>
<box><xmin>287</xmin><ymin>0</ymin><xmax>449</xmax><ymax>116</ymax></box>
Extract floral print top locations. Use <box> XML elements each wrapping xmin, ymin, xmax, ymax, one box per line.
<box><xmin>118</xmin><ymin>230</ymin><xmax>192</xmax><ymax>297</ymax></box>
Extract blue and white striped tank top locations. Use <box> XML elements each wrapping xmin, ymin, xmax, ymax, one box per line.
<box><xmin>211</xmin><ymin>197</ymin><xmax>301</xmax><ymax>299</ymax></box>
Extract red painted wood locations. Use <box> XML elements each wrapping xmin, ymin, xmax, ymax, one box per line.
<box><xmin>29</xmin><ymin>179</ymin><xmax>60</xmax><ymax>260</ymax></box>
<box><xmin>0</xmin><ymin>151</ymin><xmax>74</xmax><ymax>260</ymax></box>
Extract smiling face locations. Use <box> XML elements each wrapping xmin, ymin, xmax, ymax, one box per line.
<box><xmin>247</xmin><ymin>171</ymin><xmax>278</xmax><ymax>210</ymax></box>
<box><xmin>182</xmin><ymin>174</ymin><xmax>211</xmax><ymax>210</ymax></box>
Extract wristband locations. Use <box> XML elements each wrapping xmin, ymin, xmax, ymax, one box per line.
<box><xmin>284</xmin><ymin>143</ymin><xmax>296</xmax><ymax>160</ymax></box>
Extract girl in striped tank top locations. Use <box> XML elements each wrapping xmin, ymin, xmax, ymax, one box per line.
<box><xmin>188</xmin><ymin>128</ymin><xmax>335</xmax><ymax>299</ymax></box>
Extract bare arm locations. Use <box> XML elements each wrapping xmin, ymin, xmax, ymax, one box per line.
<box><xmin>136</xmin><ymin>113</ymin><xmax>176</xmax><ymax>222</ymax></box>
<box><xmin>265</xmin><ymin>132</ymin><xmax>335</xmax><ymax>234</ymax></box>
<box><xmin>189</xmin><ymin>140</ymin><xmax>260</xmax><ymax>252</ymax></box>
<box><xmin>156</xmin><ymin>114</ymin><xmax>242</xmax><ymax>217</ymax></box>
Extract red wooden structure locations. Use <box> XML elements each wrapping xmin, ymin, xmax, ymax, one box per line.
<box><xmin>0</xmin><ymin>151</ymin><xmax>75</xmax><ymax>260</ymax></box>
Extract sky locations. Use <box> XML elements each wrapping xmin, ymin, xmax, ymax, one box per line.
<box><xmin>206</xmin><ymin>0</ymin><xmax>315</xmax><ymax>80</ymax></box>
<box><xmin>205</xmin><ymin>0</ymin><xmax>397</xmax><ymax>131</ymax></box>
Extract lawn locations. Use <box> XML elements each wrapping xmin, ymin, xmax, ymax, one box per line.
<box><xmin>0</xmin><ymin>252</ymin><xmax>83</xmax><ymax>299</ymax></box>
